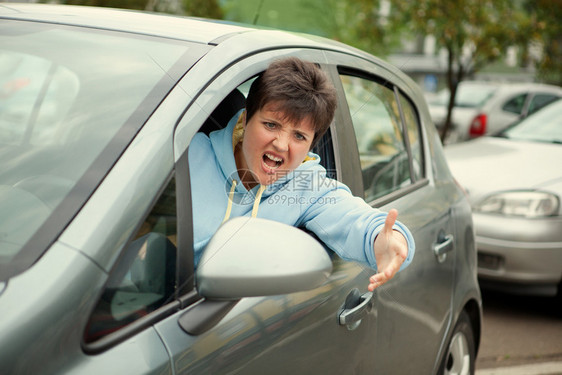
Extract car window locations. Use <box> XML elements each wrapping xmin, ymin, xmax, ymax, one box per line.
<box><xmin>84</xmin><ymin>177</ymin><xmax>178</xmax><ymax>343</ymax></box>
<box><xmin>398</xmin><ymin>93</ymin><xmax>424</xmax><ymax>181</ymax></box>
<box><xmin>339</xmin><ymin>74</ymin><xmax>411</xmax><ymax>201</ymax></box>
<box><xmin>527</xmin><ymin>93</ymin><xmax>560</xmax><ymax>115</ymax></box>
<box><xmin>430</xmin><ymin>84</ymin><xmax>496</xmax><ymax>108</ymax></box>
<box><xmin>502</xmin><ymin>93</ymin><xmax>527</xmax><ymax>114</ymax></box>
<box><xmin>0</xmin><ymin>20</ymin><xmax>191</xmax><ymax>277</ymax></box>
<box><xmin>503</xmin><ymin>100</ymin><xmax>562</xmax><ymax>143</ymax></box>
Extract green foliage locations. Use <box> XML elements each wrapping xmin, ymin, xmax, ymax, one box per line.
<box><xmin>221</xmin><ymin>0</ymin><xmax>400</xmax><ymax>55</ymax></box>
<box><xmin>524</xmin><ymin>0</ymin><xmax>562</xmax><ymax>85</ymax></box>
<box><xmin>183</xmin><ymin>0</ymin><xmax>223</xmax><ymax>19</ymax></box>
<box><xmin>390</xmin><ymin>0</ymin><xmax>532</xmax><ymax>76</ymax></box>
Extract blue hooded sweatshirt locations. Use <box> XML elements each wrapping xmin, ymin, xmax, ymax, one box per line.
<box><xmin>189</xmin><ymin>111</ymin><xmax>415</xmax><ymax>270</ymax></box>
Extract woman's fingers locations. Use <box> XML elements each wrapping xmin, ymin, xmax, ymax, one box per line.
<box><xmin>383</xmin><ymin>209</ymin><xmax>398</xmax><ymax>234</ymax></box>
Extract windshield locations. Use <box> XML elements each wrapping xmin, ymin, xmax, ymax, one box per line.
<box><xmin>431</xmin><ymin>83</ymin><xmax>497</xmax><ymax>108</ymax></box>
<box><xmin>501</xmin><ymin>100</ymin><xmax>562</xmax><ymax>144</ymax></box>
<box><xmin>0</xmin><ymin>20</ymin><xmax>191</xmax><ymax>272</ymax></box>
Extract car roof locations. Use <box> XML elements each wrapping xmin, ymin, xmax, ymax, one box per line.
<box><xmin>0</xmin><ymin>3</ymin><xmax>339</xmax><ymax>49</ymax></box>
<box><xmin>3</xmin><ymin>3</ymin><xmax>399</xmax><ymax>64</ymax></box>
<box><xmin>0</xmin><ymin>3</ymin><xmax>257</xmax><ymax>44</ymax></box>
<box><xmin>1</xmin><ymin>3</ymin><xmax>416</xmax><ymax>85</ymax></box>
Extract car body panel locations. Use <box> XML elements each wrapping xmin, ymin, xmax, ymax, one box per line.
<box><xmin>156</xmin><ymin>258</ymin><xmax>378</xmax><ymax>374</ymax></box>
<box><xmin>0</xmin><ymin>242</ymin><xmax>172</xmax><ymax>375</ymax></box>
<box><xmin>443</xmin><ymin>137</ymin><xmax>562</xmax><ymax>205</ymax></box>
<box><xmin>476</xmin><ymin>220</ymin><xmax>562</xmax><ymax>275</ymax></box>
<box><xmin>0</xmin><ymin>4</ymin><xmax>481</xmax><ymax>374</ymax></box>
<box><xmin>475</xmin><ymin>213</ymin><xmax>562</xmax><ymax>294</ymax></box>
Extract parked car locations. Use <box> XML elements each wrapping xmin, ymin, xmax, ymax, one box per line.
<box><xmin>0</xmin><ymin>4</ymin><xmax>481</xmax><ymax>375</ymax></box>
<box><xmin>445</xmin><ymin>99</ymin><xmax>562</xmax><ymax>298</ymax></box>
<box><xmin>429</xmin><ymin>80</ymin><xmax>562</xmax><ymax>144</ymax></box>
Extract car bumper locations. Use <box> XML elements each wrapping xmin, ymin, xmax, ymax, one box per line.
<box><xmin>473</xmin><ymin>213</ymin><xmax>562</xmax><ymax>296</ymax></box>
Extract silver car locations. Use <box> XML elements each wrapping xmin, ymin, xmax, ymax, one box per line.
<box><xmin>0</xmin><ymin>4</ymin><xmax>481</xmax><ymax>375</ymax></box>
<box><xmin>445</xmin><ymin>100</ymin><xmax>562</xmax><ymax>297</ymax></box>
<box><xmin>429</xmin><ymin>81</ymin><xmax>562</xmax><ymax>144</ymax></box>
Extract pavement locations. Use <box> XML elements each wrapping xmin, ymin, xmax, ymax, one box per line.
<box><xmin>476</xmin><ymin>361</ymin><xmax>562</xmax><ymax>375</ymax></box>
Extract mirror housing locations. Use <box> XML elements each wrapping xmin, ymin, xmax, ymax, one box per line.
<box><xmin>196</xmin><ymin>217</ymin><xmax>332</xmax><ymax>299</ymax></box>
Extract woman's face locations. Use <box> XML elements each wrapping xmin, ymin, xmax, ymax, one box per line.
<box><xmin>234</xmin><ymin>101</ymin><xmax>315</xmax><ymax>189</ymax></box>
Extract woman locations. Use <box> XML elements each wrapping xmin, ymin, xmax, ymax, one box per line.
<box><xmin>189</xmin><ymin>57</ymin><xmax>415</xmax><ymax>291</ymax></box>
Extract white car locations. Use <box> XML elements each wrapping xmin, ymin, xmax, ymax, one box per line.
<box><xmin>445</xmin><ymin>100</ymin><xmax>562</xmax><ymax>297</ymax></box>
<box><xmin>429</xmin><ymin>81</ymin><xmax>562</xmax><ymax>144</ymax></box>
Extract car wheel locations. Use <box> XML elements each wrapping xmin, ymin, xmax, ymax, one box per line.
<box><xmin>439</xmin><ymin>311</ymin><xmax>476</xmax><ymax>375</ymax></box>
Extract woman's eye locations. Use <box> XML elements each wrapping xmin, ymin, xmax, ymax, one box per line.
<box><xmin>295</xmin><ymin>133</ymin><xmax>306</xmax><ymax>141</ymax></box>
<box><xmin>264</xmin><ymin>122</ymin><xmax>276</xmax><ymax>129</ymax></box>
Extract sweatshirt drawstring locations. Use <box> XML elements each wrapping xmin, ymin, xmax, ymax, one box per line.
<box><xmin>223</xmin><ymin>179</ymin><xmax>237</xmax><ymax>223</ymax></box>
<box><xmin>223</xmin><ymin>180</ymin><xmax>266</xmax><ymax>223</ymax></box>
<box><xmin>251</xmin><ymin>185</ymin><xmax>267</xmax><ymax>218</ymax></box>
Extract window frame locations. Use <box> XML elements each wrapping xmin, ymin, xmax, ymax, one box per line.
<box><xmin>502</xmin><ymin>93</ymin><xmax>528</xmax><ymax>115</ymax></box>
<box><xmin>332</xmin><ymin>65</ymin><xmax>427</xmax><ymax>206</ymax></box>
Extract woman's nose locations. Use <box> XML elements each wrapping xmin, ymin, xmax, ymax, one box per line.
<box><xmin>272</xmin><ymin>131</ymin><xmax>289</xmax><ymax>151</ymax></box>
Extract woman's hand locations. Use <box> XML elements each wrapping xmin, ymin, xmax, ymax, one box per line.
<box><xmin>368</xmin><ymin>209</ymin><xmax>408</xmax><ymax>291</ymax></box>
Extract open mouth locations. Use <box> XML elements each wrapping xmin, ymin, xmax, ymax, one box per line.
<box><xmin>263</xmin><ymin>153</ymin><xmax>283</xmax><ymax>171</ymax></box>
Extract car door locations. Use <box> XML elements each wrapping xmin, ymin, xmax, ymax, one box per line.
<box><xmin>154</xmin><ymin>49</ymin><xmax>381</xmax><ymax>374</ymax></box>
<box><xmin>324</xmin><ymin>53</ymin><xmax>458</xmax><ymax>374</ymax></box>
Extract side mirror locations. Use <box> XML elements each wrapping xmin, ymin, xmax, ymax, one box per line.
<box><xmin>196</xmin><ymin>217</ymin><xmax>332</xmax><ymax>299</ymax></box>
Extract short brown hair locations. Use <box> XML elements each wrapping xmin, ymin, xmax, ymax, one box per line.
<box><xmin>245</xmin><ymin>57</ymin><xmax>337</xmax><ymax>147</ymax></box>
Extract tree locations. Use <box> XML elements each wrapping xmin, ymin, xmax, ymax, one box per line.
<box><xmin>524</xmin><ymin>0</ymin><xmax>562</xmax><ymax>86</ymax></box>
<box><xmin>182</xmin><ymin>0</ymin><xmax>223</xmax><ymax>19</ymax></box>
<box><xmin>389</xmin><ymin>0</ymin><xmax>535</xmax><ymax>142</ymax></box>
<box><xmin>221</xmin><ymin>0</ymin><xmax>401</xmax><ymax>55</ymax></box>
<box><xmin>323</xmin><ymin>0</ymin><xmax>403</xmax><ymax>56</ymax></box>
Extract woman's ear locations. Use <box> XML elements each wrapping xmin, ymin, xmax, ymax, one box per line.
<box><xmin>242</xmin><ymin>109</ymin><xmax>247</xmax><ymax>126</ymax></box>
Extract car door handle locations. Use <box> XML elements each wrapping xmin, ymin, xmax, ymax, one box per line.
<box><xmin>339</xmin><ymin>291</ymin><xmax>373</xmax><ymax>326</ymax></box>
<box><xmin>433</xmin><ymin>233</ymin><xmax>454</xmax><ymax>256</ymax></box>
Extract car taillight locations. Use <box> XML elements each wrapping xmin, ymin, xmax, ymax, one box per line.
<box><xmin>469</xmin><ymin>114</ymin><xmax>487</xmax><ymax>137</ymax></box>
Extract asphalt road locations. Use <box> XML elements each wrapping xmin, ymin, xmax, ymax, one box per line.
<box><xmin>475</xmin><ymin>289</ymin><xmax>562</xmax><ymax>374</ymax></box>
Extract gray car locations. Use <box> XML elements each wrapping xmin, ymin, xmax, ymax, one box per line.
<box><xmin>445</xmin><ymin>100</ymin><xmax>562</xmax><ymax>297</ymax></box>
<box><xmin>0</xmin><ymin>4</ymin><xmax>481</xmax><ymax>375</ymax></box>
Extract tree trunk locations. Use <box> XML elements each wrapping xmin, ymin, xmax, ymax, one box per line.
<box><xmin>440</xmin><ymin>45</ymin><xmax>465</xmax><ymax>144</ymax></box>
